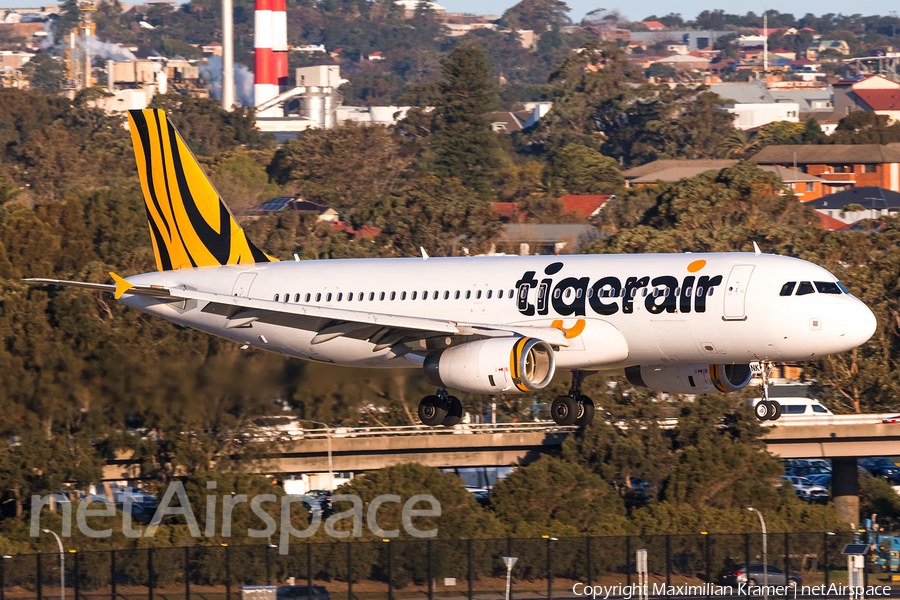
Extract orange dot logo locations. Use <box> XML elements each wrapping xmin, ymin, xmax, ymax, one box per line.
<box><xmin>687</xmin><ymin>259</ymin><xmax>706</xmax><ymax>273</ymax></box>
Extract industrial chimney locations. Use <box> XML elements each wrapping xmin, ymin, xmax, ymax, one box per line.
<box><xmin>254</xmin><ymin>0</ymin><xmax>278</xmax><ymax>112</ymax></box>
<box><xmin>272</xmin><ymin>0</ymin><xmax>288</xmax><ymax>91</ymax></box>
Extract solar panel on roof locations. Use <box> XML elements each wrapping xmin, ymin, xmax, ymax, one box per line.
<box><xmin>254</xmin><ymin>197</ymin><xmax>294</xmax><ymax>211</ymax></box>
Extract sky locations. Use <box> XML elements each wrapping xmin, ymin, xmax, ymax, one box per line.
<box><xmin>1</xmin><ymin>0</ymin><xmax>892</xmax><ymax>22</ymax></box>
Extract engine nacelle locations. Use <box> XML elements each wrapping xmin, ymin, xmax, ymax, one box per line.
<box><xmin>425</xmin><ymin>337</ymin><xmax>556</xmax><ymax>394</ymax></box>
<box><xmin>625</xmin><ymin>363</ymin><xmax>753</xmax><ymax>395</ymax></box>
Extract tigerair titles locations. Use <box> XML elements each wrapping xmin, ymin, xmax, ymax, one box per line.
<box><xmin>514</xmin><ymin>261</ymin><xmax>724</xmax><ymax>317</ymax></box>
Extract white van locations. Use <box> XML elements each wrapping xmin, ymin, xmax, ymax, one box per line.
<box><xmin>751</xmin><ymin>385</ymin><xmax>834</xmax><ymax>417</ymax></box>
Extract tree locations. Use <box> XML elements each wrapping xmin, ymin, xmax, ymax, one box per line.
<box><xmin>23</xmin><ymin>53</ymin><xmax>66</xmax><ymax>95</ymax></box>
<box><xmin>831</xmin><ymin>111</ymin><xmax>900</xmax><ymax>145</ymax></box>
<box><xmin>427</xmin><ymin>45</ymin><xmax>505</xmax><ymax>194</ymax></box>
<box><xmin>499</xmin><ymin>0</ymin><xmax>571</xmax><ymax>33</ymax></box>
<box><xmin>544</xmin><ymin>143</ymin><xmax>624</xmax><ymax>196</ymax></box>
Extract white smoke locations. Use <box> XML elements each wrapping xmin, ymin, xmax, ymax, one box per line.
<box><xmin>40</xmin><ymin>20</ymin><xmax>54</xmax><ymax>50</ymax></box>
<box><xmin>83</xmin><ymin>35</ymin><xmax>138</xmax><ymax>62</ymax></box>
<box><xmin>200</xmin><ymin>55</ymin><xmax>254</xmax><ymax>107</ymax></box>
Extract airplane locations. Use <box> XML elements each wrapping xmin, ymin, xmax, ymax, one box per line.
<box><xmin>25</xmin><ymin>110</ymin><xmax>877</xmax><ymax>427</ymax></box>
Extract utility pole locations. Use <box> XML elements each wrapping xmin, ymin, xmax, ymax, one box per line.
<box><xmin>222</xmin><ymin>0</ymin><xmax>234</xmax><ymax>109</ymax></box>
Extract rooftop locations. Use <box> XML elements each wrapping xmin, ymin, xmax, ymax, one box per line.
<box><xmin>805</xmin><ymin>186</ymin><xmax>900</xmax><ymax>210</ymax></box>
<box><xmin>557</xmin><ymin>194</ymin><xmax>614</xmax><ymax>218</ymax></box>
<box><xmin>752</xmin><ymin>144</ymin><xmax>900</xmax><ymax>164</ymax></box>
<box><xmin>856</xmin><ymin>89</ymin><xmax>900</xmax><ymax>111</ymax></box>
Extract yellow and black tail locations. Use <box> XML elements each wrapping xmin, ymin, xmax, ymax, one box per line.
<box><xmin>127</xmin><ymin>109</ymin><xmax>275</xmax><ymax>271</ymax></box>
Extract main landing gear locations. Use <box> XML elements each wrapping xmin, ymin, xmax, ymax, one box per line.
<box><xmin>418</xmin><ymin>388</ymin><xmax>463</xmax><ymax>427</ymax></box>
<box><xmin>550</xmin><ymin>370</ymin><xmax>597</xmax><ymax>427</ymax></box>
<box><xmin>753</xmin><ymin>361</ymin><xmax>782</xmax><ymax>421</ymax></box>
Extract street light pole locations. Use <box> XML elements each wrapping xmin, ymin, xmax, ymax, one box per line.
<box><xmin>297</xmin><ymin>420</ymin><xmax>334</xmax><ymax>490</ymax></box>
<box><xmin>42</xmin><ymin>528</ymin><xmax>64</xmax><ymax>600</ymax></box>
<box><xmin>747</xmin><ymin>508</ymin><xmax>768</xmax><ymax>599</ymax></box>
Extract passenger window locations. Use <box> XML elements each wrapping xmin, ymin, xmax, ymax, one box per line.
<box><xmin>432</xmin><ymin>291</ymin><xmax>438</xmax><ymax>300</ymax></box>
<box><xmin>476</xmin><ymin>290</ymin><xmax>482</xmax><ymax>299</ymax></box>
<box><xmin>274</xmin><ymin>294</ymin><xmax>280</xmax><ymax>302</ymax></box>
<box><xmin>487</xmin><ymin>290</ymin><xmax>493</xmax><ymax>299</ymax></box>
<box><xmin>380</xmin><ymin>292</ymin><xmax>385</xmax><ymax>301</ymax></box>
<box><xmin>369</xmin><ymin>292</ymin><xmax>375</xmax><ymax>301</ymax></box>
<box><xmin>588</xmin><ymin>288</ymin><xmax>594</xmax><ymax>298</ymax></box>
<box><xmin>454</xmin><ymin>291</ymin><xmax>460</xmax><ymax>299</ymax></box>
<box><xmin>305</xmin><ymin>293</ymin><xmax>311</xmax><ymax>302</ymax></box>
<box><xmin>391</xmin><ymin>292</ymin><xmax>396</xmax><ymax>300</ymax></box>
<box><xmin>708</xmin><ymin>287</ymin><xmax>715</xmax><ymax>296</ymax></box>
<box><xmin>780</xmin><ymin>282</ymin><xmax>796</xmax><ymax>296</ymax></box>
<box><xmin>467</xmin><ymin>291</ymin><xmax>472</xmax><ymax>300</ymax></box>
<box><xmin>337</xmin><ymin>293</ymin><xmax>343</xmax><ymax>301</ymax></box>
<box><xmin>812</xmin><ymin>405</ymin><xmax>828</xmax><ymax>413</ymax></box>
<box><xmin>294</xmin><ymin>293</ymin><xmax>301</xmax><ymax>302</ymax></box>
<box><xmin>674</xmin><ymin>287</ymin><xmax>680</xmax><ymax>296</ymax></box>
<box><xmin>509</xmin><ymin>290</ymin><xmax>514</xmax><ymax>298</ymax></box>
<box><xmin>401</xmin><ymin>291</ymin><xmax>407</xmax><ymax>300</ymax></box>
<box><xmin>412</xmin><ymin>291</ymin><xmax>417</xmax><ymax>300</ymax></box>
<box><xmin>358</xmin><ymin>292</ymin><xmax>364</xmax><ymax>301</ymax></box>
<box><xmin>326</xmin><ymin>293</ymin><xmax>332</xmax><ymax>302</ymax></box>
<box><xmin>696</xmin><ymin>287</ymin><xmax>704</xmax><ymax>297</ymax></box>
<box><xmin>315</xmin><ymin>293</ymin><xmax>321</xmax><ymax>302</ymax></box>
<box><xmin>815</xmin><ymin>281</ymin><xmax>842</xmax><ymax>294</ymax></box>
<box><xmin>443</xmin><ymin>291</ymin><xmax>449</xmax><ymax>300</ymax></box>
<box><xmin>797</xmin><ymin>281</ymin><xmax>815</xmax><ymax>295</ymax></box>
<box><xmin>422</xmin><ymin>290</ymin><xmax>428</xmax><ymax>299</ymax></box>
<box><xmin>284</xmin><ymin>292</ymin><xmax>289</xmax><ymax>302</ymax></box>
<box><xmin>348</xmin><ymin>293</ymin><xmax>353</xmax><ymax>302</ymax></box>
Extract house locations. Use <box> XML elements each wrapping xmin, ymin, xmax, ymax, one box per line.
<box><xmin>655</xmin><ymin>54</ymin><xmax>710</xmax><ymax>71</ymax></box>
<box><xmin>641</xmin><ymin>21</ymin><xmax>666</xmax><ymax>30</ymax></box>
<box><xmin>787</xmin><ymin>58</ymin><xmax>820</xmax><ymax>80</ymax></box>
<box><xmin>393</xmin><ymin>0</ymin><xmax>446</xmax><ymax>18</ymax></box>
<box><xmin>833</xmin><ymin>74</ymin><xmax>900</xmax><ymax>118</ymax></box>
<box><xmin>491</xmin><ymin>202</ymin><xmax>525</xmax><ymax>223</ymax></box>
<box><xmin>622</xmin><ymin>159</ymin><xmax>826</xmax><ymax>199</ymax></box>
<box><xmin>806</xmin><ymin>40</ymin><xmax>850</xmax><ymax>59</ymax></box>
<box><xmin>751</xmin><ymin>145</ymin><xmax>900</xmax><ymax>194</ymax></box>
<box><xmin>368</xmin><ymin>51</ymin><xmax>385</xmax><ymax>61</ymax></box>
<box><xmin>201</xmin><ymin>42</ymin><xmax>223</xmax><ymax>56</ymax></box>
<box><xmin>805</xmin><ymin>187</ymin><xmax>900</xmax><ymax>224</ymax></box>
<box><xmin>247</xmin><ymin>197</ymin><xmax>341</xmax><ymax>222</ymax></box>
<box><xmin>629</xmin><ymin>30</ymin><xmax>732</xmax><ymax>53</ymax></box>
<box><xmin>493</xmin><ymin>224</ymin><xmax>605</xmax><ymax>255</ymax></box>
<box><xmin>484</xmin><ymin>111</ymin><xmax>528</xmax><ymax>133</ymax></box>
<box><xmin>557</xmin><ymin>195</ymin><xmax>614</xmax><ymax>219</ymax></box>
<box><xmin>818</xmin><ymin>212</ymin><xmax>850</xmax><ymax>231</ymax></box>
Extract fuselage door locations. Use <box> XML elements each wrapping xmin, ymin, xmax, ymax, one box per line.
<box><xmin>723</xmin><ymin>265</ymin><xmax>754</xmax><ymax>320</ymax></box>
<box><xmin>231</xmin><ymin>272</ymin><xmax>257</xmax><ymax>298</ymax></box>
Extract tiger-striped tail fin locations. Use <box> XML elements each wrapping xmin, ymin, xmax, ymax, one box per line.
<box><xmin>127</xmin><ymin>109</ymin><xmax>276</xmax><ymax>271</ymax></box>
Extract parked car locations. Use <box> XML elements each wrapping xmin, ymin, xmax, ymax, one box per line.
<box><xmin>860</xmin><ymin>457</ymin><xmax>900</xmax><ymax>482</ymax></box>
<box><xmin>721</xmin><ymin>564</ymin><xmax>801</xmax><ymax>588</ymax></box>
<box><xmin>806</xmin><ymin>473</ymin><xmax>832</xmax><ymax>488</ymax></box>
<box><xmin>277</xmin><ymin>586</ymin><xmax>330</xmax><ymax>600</ymax></box>
<box><xmin>782</xmin><ymin>476</ymin><xmax>829</xmax><ymax>502</ymax></box>
<box><xmin>789</xmin><ymin>465</ymin><xmax>832</xmax><ymax>477</ymax></box>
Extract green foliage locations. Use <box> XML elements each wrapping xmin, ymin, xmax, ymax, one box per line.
<box><xmin>860</xmin><ymin>471</ymin><xmax>900</xmax><ymax>523</ymax></box>
<box><xmin>23</xmin><ymin>53</ymin><xmax>67</xmax><ymax>95</ymax></box>
<box><xmin>499</xmin><ymin>0</ymin><xmax>571</xmax><ymax>32</ymax></box>
<box><xmin>545</xmin><ymin>143</ymin><xmax>624</xmax><ymax>195</ymax></box>
<box><xmin>831</xmin><ymin>111</ymin><xmax>900</xmax><ymax>145</ymax></box>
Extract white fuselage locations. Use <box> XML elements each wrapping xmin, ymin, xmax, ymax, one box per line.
<box><xmin>121</xmin><ymin>252</ymin><xmax>876</xmax><ymax>371</ymax></box>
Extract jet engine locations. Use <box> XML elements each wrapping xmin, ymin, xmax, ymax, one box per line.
<box><xmin>424</xmin><ymin>337</ymin><xmax>556</xmax><ymax>394</ymax></box>
<box><xmin>625</xmin><ymin>363</ymin><xmax>753</xmax><ymax>395</ymax></box>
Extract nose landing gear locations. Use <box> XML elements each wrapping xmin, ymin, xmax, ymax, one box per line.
<box><xmin>417</xmin><ymin>388</ymin><xmax>463</xmax><ymax>427</ymax></box>
<box><xmin>550</xmin><ymin>370</ymin><xmax>597</xmax><ymax>427</ymax></box>
<box><xmin>752</xmin><ymin>361</ymin><xmax>782</xmax><ymax>421</ymax></box>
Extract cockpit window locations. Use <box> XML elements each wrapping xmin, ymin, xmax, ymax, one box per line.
<box><xmin>796</xmin><ymin>281</ymin><xmax>815</xmax><ymax>295</ymax></box>
<box><xmin>780</xmin><ymin>282</ymin><xmax>796</xmax><ymax>296</ymax></box>
<box><xmin>815</xmin><ymin>281</ymin><xmax>842</xmax><ymax>294</ymax></box>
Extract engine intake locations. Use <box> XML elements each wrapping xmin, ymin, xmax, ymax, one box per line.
<box><xmin>425</xmin><ymin>337</ymin><xmax>556</xmax><ymax>394</ymax></box>
<box><xmin>625</xmin><ymin>363</ymin><xmax>752</xmax><ymax>394</ymax></box>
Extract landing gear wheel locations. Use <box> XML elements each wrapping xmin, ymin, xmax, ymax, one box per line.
<box><xmin>551</xmin><ymin>396</ymin><xmax>578</xmax><ymax>426</ymax></box>
<box><xmin>442</xmin><ymin>396</ymin><xmax>463</xmax><ymax>427</ymax></box>
<box><xmin>418</xmin><ymin>395</ymin><xmax>447</xmax><ymax>426</ymax></box>
<box><xmin>766</xmin><ymin>400</ymin><xmax>782</xmax><ymax>421</ymax></box>
<box><xmin>573</xmin><ymin>396</ymin><xmax>595</xmax><ymax>427</ymax></box>
<box><xmin>754</xmin><ymin>401</ymin><xmax>771</xmax><ymax>421</ymax></box>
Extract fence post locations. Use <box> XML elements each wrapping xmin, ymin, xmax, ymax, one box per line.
<box><xmin>546</xmin><ymin>537</ymin><xmax>552</xmax><ymax>600</ymax></box>
<box><xmin>467</xmin><ymin>539</ymin><xmax>473</xmax><ymax>600</ymax></box>
<box><xmin>427</xmin><ymin>540</ymin><xmax>433</xmax><ymax>600</ymax></box>
<box><xmin>110</xmin><ymin>549</ymin><xmax>116</xmax><ymax>600</ymax></box>
<box><xmin>225</xmin><ymin>545</ymin><xmax>231</xmax><ymax>600</ymax></box>
<box><xmin>184</xmin><ymin>546</ymin><xmax>190</xmax><ymax>600</ymax></box>
<box><xmin>586</xmin><ymin>537</ymin><xmax>592</xmax><ymax>589</ymax></box>
<box><xmin>37</xmin><ymin>553</ymin><xmax>42</xmax><ymax>600</ymax></box>
<box><xmin>626</xmin><ymin>536</ymin><xmax>631</xmax><ymax>587</ymax></box>
<box><xmin>308</xmin><ymin>545</ymin><xmax>313</xmax><ymax>600</ymax></box>
<box><xmin>148</xmin><ymin>548</ymin><xmax>154</xmax><ymax>600</ymax></box>
<box><xmin>74</xmin><ymin>551</ymin><xmax>80</xmax><ymax>600</ymax></box>
<box><xmin>823</xmin><ymin>532</ymin><xmax>829</xmax><ymax>589</ymax></box>
<box><xmin>666</xmin><ymin>534</ymin><xmax>671</xmax><ymax>599</ymax></box>
<box><xmin>387</xmin><ymin>541</ymin><xmax>393</xmax><ymax>600</ymax></box>
<box><xmin>347</xmin><ymin>543</ymin><xmax>353</xmax><ymax>600</ymax></box>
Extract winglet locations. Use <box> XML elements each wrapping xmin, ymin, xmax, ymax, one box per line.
<box><xmin>110</xmin><ymin>272</ymin><xmax>134</xmax><ymax>300</ymax></box>
<box><xmin>753</xmin><ymin>241</ymin><xmax>761</xmax><ymax>256</ymax></box>
<box><xmin>420</xmin><ymin>247</ymin><xmax>429</xmax><ymax>260</ymax></box>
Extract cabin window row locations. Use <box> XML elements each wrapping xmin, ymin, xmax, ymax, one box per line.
<box><xmin>273</xmin><ymin>289</ymin><xmax>517</xmax><ymax>304</ymax></box>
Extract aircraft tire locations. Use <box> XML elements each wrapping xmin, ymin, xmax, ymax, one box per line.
<box><xmin>754</xmin><ymin>401</ymin><xmax>771</xmax><ymax>421</ymax></box>
<box><xmin>442</xmin><ymin>396</ymin><xmax>463</xmax><ymax>427</ymax></box>
<box><xmin>573</xmin><ymin>396</ymin><xmax>595</xmax><ymax>427</ymax></box>
<box><xmin>766</xmin><ymin>400</ymin><xmax>782</xmax><ymax>421</ymax></box>
<box><xmin>419</xmin><ymin>395</ymin><xmax>447</xmax><ymax>426</ymax></box>
<box><xmin>551</xmin><ymin>395</ymin><xmax>578</xmax><ymax>426</ymax></box>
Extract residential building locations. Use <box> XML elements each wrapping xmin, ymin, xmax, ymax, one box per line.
<box><xmin>493</xmin><ymin>224</ymin><xmax>604</xmax><ymax>255</ymax></box>
<box><xmin>623</xmin><ymin>159</ymin><xmax>825</xmax><ymax>200</ymax></box>
<box><xmin>247</xmin><ymin>198</ymin><xmax>340</xmax><ymax>222</ymax></box>
<box><xmin>708</xmin><ymin>81</ymin><xmax>833</xmax><ymax>115</ymax></box>
<box><xmin>833</xmin><ymin>74</ymin><xmax>900</xmax><ymax>118</ymax></box>
<box><xmin>0</xmin><ymin>50</ymin><xmax>34</xmax><ymax>71</ymax></box>
<box><xmin>393</xmin><ymin>0</ymin><xmax>445</xmax><ymax>18</ymax></box>
<box><xmin>485</xmin><ymin>111</ymin><xmax>530</xmax><ymax>133</ymax></box>
<box><xmin>641</xmin><ymin>20</ymin><xmax>665</xmax><ymax>30</ymax></box>
<box><xmin>655</xmin><ymin>54</ymin><xmax>710</xmax><ymax>71</ymax></box>
<box><xmin>751</xmin><ymin>145</ymin><xmax>900</xmax><ymax>193</ymax></box>
<box><xmin>726</xmin><ymin>101</ymin><xmax>799</xmax><ymax>130</ymax></box>
<box><xmin>806</xmin><ymin>39</ymin><xmax>850</xmax><ymax>59</ymax></box>
<box><xmin>557</xmin><ymin>195</ymin><xmax>614</xmax><ymax>218</ymax></box>
<box><xmin>787</xmin><ymin>58</ymin><xmax>820</xmax><ymax>81</ymax></box>
<box><xmin>805</xmin><ymin>187</ymin><xmax>900</xmax><ymax>224</ymax></box>
<box><xmin>629</xmin><ymin>30</ymin><xmax>731</xmax><ymax>53</ymax></box>
<box><xmin>336</xmin><ymin>106</ymin><xmax>410</xmax><ymax>126</ymax></box>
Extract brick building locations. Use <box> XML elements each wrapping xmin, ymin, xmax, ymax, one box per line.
<box><xmin>751</xmin><ymin>145</ymin><xmax>900</xmax><ymax>194</ymax></box>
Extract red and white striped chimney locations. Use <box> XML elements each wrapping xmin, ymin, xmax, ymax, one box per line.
<box><xmin>271</xmin><ymin>0</ymin><xmax>288</xmax><ymax>90</ymax></box>
<box><xmin>254</xmin><ymin>0</ymin><xmax>278</xmax><ymax>109</ymax></box>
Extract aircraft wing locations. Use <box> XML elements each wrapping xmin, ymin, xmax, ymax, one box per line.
<box><xmin>24</xmin><ymin>277</ymin><xmax>570</xmax><ymax>348</ymax></box>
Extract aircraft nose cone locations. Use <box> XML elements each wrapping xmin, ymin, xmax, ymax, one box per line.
<box><xmin>844</xmin><ymin>300</ymin><xmax>877</xmax><ymax>348</ymax></box>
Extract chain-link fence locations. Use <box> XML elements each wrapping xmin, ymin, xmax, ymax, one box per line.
<box><xmin>0</xmin><ymin>532</ymin><xmax>888</xmax><ymax>600</ymax></box>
